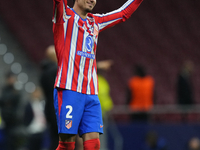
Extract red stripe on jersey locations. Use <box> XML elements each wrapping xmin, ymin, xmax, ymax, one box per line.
<box><xmin>82</xmin><ymin>58</ymin><xmax>90</xmax><ymax>94</ymax></box>
<box><xmin>95</xmin><ymin>62</ymin><xmax>98</xmax><ymax>94</ymax></box>
<box><xmin>63</xmin><ymin>0</ymin><xmax>67</xmax><ymax>8</ymax></box>
<box><xmin>54</xmin><ymin>64</ymin><xmax>61</xmax><ymax>88</ymax></box>
<box><xmin>90</xmin><ymin>46</ymin><xmax>97</xmax><ymax>95</ymax></box>
<box><xmin>71</xmin><ymin>19</ymin><xmax>84</xmax><ymax>91</ymax></box>
<box><xmin>58</xmin><ymin>89</ymin><xmax>63</xmax><ymax>115</ymax></box>
<box><xmin>122</xmin><ymin>0</ymin><xmax>143</xmax><ymax>19</ymax></box>
<box><xmin>90</xmin><ymin>71</ymin><xmax>95</xmax><ymax>95</ymax></box>
<box><xmin>57</xmin><ymin>88</ymin><xmax>63</xmax><ymax>130</ymax></box>
<box><xmin>96</xmin><ymin>12</ymin><xmax>123</xmax><ymax>33</ymax></box>
<box><xmin>53</xmin><ymin>23</ymin><xmax>65</xmax><ymax>88</ymax></box>
<box><xmin>59</xmin><ymin>13</ymin><xmax>75</xmax><ymax>88</ymax></box>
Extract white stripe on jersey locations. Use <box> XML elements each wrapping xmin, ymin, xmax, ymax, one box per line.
<box><xmin>63</xmin><ymin>3</ymin><xmax>71</xmax><ymax>22</ymax></box>
<box><xmin>98</xmin><ymin>18</ymin><xmax>122</xmax><ymax>31</ymax></box>
<box><xmin>64</xmin><ymin>21</ymin><xmax>68</xmax><ymax>41</ymax></box>
<box><xmin>94</xmin><ymin>9</ymin><xmax>121</xmax><ymax>18</ymax></box>
<box><xmin>86</xmin><ymin>52</ymin><xmax>94</xmax><ymax>94</ymax></box>
<box><xmin>92</xmin><ymin>67</ymin><xmax>98</xmax><ymax>94</ymax></box>
<box><xmin>95</xmin><ymin>0</ymin><xmax>135</xmax><ymax>31</ymax></box>
<box><xmin>94</xmin><ymin>9</ymin><xmax>122</xmax><ymax>31</ymax></box>
<box><xmin>66</xmin><ymin>15</ymin><xmax>79</xmax><ymax>89</ymax></box>
<box><xmin>77</xmin><ymin>30</ymin><xmax>88</xmax><ymax>93</ymax></box>
<box><xmin>56</xmin><ymin>61</ymin><xmax>64</xmax><ymax>87</ymax></box>
<box><xmin>52</xmin><ymin>6</ymin><xmax>57</xmax><ymax>23</ymax></box>
<box><xmin>86</xmin><ymin>20</ymin><xmax>92</xmax><ymax>29</ymax></box>
<box><xmin>63</xmin><ymin>2</ymin><xmax>67</xmax><ymax>22</ymax></box>
<box><xmin>94</xmin><ymin>0</ymin><xmax>133</xmax><ymax>18</ymax></box>
<box><xmin>121</xmin><ymin>0</ymin><xmax>135</xmax><ymax>10</ymax></box>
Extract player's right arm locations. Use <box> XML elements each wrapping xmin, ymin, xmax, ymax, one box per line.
<box><xmin>52</xmin><ymin>0</ymin><xmax>68</xmax><ymax>65</ymax></box>
<box><xmin>52</xmin><ymin>0</ymin><xmax>68</xmax><ymax>24</ymax></box>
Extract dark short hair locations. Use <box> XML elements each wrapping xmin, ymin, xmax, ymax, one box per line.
<box><xmin>134</xmin><ymin>64</ymin><xmax>146</xmax><ymax>77</ymax></box>
<box><xmin>73</xmin><ymin>0</ymin><xmax>75</xmax><ymax>5</ymax></box>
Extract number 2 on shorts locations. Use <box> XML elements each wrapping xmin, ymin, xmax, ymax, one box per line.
<box><xmin>66</xmin><ymin>105</ymin><xmax>73</xmax><ymax>119</ymax></box>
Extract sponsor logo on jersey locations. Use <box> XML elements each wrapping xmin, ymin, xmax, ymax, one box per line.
<box><xmin>100</xmin><ymin>124</ymin><xmax>103</xmax><ymax>128</ymax></box>
<box><xmin>77</xmin><ymin>51</ymin><xmax>95</xmax><ymax>59</ymax></box>
<box><xmin>65</xmin><ymin>120</ymin><xmax>72</xmax><ymax>129</ymax></box>
<box><xmin>85</xmin><ymin>35</ymin><xmax>94</xmax><ymax>52</ymax></box>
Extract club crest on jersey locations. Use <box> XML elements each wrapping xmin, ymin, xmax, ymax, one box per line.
<box><xmin>93</xmin><ymin>24</ymin><xmax>99</xmax><ymax>36</ymax></box>
<box><xmin>65</xmin><ymin>120</ymin><xmax>72</xmax><ymax>129</ymax></box>
<box><xmin>85</xmin><ymin>35</ymin><xmax>94</xmax><ymax>52</ymax></box>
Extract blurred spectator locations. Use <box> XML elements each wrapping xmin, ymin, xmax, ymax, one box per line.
<box><xmin>97</xmin><ymin>60</ymin><xmax>114</xmax><ymax>150</ymax></box>
<box><xmin>40</xmin><ymin>45</ymin><xmax>58</xmax><ymax>150</ymax></box>
<box><xmin>97</xmin><ymin>60</ymin><xmax>114</xmax><ymax>118</ymax></box>
<box><xmin>0</xmin><ymin>128</ymin><xmax>5</xmax><ymax>150</ymax></box>
<box><xmin>0</xmin><ymin>107</ymin><xmax>5</xmax><ymax>150</ymax></box>
<box><xmin>0</xmin><ymin>111</ymin><xmax>2</xmax><ymax>126</ymax></box>
<box><xmin>0</xmin><ymin>72</ymin><xmax>24</xmax><ymax>150</ymax></box>
<box><xmin>141</xmin><ymin>130</ymin><xmax>167</xmax><ymax>150</ymax></box>
<box><xmin>177</xmin><ymin>60</ymin><xmax>194</xmax><ymax>105</ymax></box>
<box><xmin>188</xmin><ymin>137</ymin><xmax>200</xmax><ymax>150</ymax></box>
<box><xmin>127</xmin><ymin>64</ymin><xmax>155</xmax><ymax>122</ymax></box>
<box><xmin>24</xmin><ymin>86</ymin><xmax>47</xmax><ymax>150</ymax></box>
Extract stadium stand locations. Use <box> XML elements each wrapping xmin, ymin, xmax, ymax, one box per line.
<box><xmin>0</xmin><ymin>0</ymin><xmax>200</xmax><ymax>106</ymax></box>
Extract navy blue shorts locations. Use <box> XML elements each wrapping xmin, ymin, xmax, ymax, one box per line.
<box><xmin>54</xmin><ymin>88</ymin><xmax>103</xmax><ymax>136</ymax></box>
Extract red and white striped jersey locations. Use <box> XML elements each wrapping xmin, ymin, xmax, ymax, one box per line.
<box><xmin>52</xmin><ymin>0</ymin><xmax>143</xmax><ymax>95</ymax></box>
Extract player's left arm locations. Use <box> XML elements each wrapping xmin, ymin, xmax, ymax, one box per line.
<box><xmin>95</xmin><ymin>0</ymin><xmax>143</xmax><ymax>32</ymax></box>
<box><xmin>121</xmin><ymin>0</ymin><xmax>143</xmax><ymax>20</ymax></box>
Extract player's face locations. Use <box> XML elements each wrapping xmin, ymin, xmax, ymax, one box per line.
<box><xmin>76</xmin><ymin>0</ymin><xmax>96</xmax><ymax>13</ymax></box>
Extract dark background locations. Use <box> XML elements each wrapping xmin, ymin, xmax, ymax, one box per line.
<box><xmin>0</xmin><ymin>0</ymin><xmax>200</xmax><ymax>106</ymax></box>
